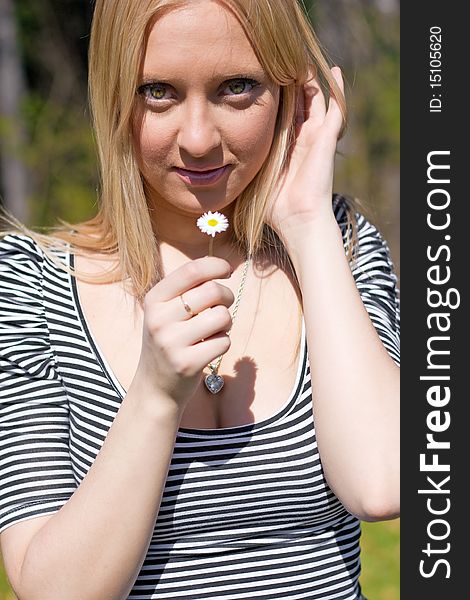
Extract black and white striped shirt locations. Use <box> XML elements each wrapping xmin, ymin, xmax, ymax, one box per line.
<box><xmin>0</xmin><ymin>201</ymin><xmax>399</xmax><ymax>599</ymax></box>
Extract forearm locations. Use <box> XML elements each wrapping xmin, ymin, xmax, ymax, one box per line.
<box><xmin>19</xmin><ymin>382</ymin><xmax>183</xmax><ymax>600</ymax></box>
<box><xmin>284</xmin><ymin>214</ymin><xmax>400</xmax><ymax>520</ymax></box>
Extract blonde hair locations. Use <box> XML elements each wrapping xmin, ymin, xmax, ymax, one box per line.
<box><xmin>31</xmin><ymin>0</ymin><xmax>356</xmax><ymax>300</ymax></box>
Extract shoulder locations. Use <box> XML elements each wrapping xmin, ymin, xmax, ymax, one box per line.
<box><xmin>1</xmin><ymin>231</ymin><xmax>71</xmax><ymax>269</ymax></box>
<box><xmin>0</xmin><ymin>232</ymin><xmax>45</xmax><ymax>261</ymax></box>
<box><xmin>332</xmin><ymin>193</ymin><xmax>355</xmax><ymax>227</ymax></box>
<box><xmin>0</xmin><ymin>236</ymin><xmax>49</xmax><ymax>352</ymax></box>
<box><xmin>332</xmin><ymin>193</ymin><xmax>395</xmax><ymax>264</ymax></box>
<box><xmin>332</xmin><ymin>193</ymin><xmax>381</xmax><ymax>239</ymax></box>
<box><xmin>0</xmin><ymin>233</ymin><xmax>70</xmax><ymax>301</ymax></box>
<box><xmin>0</xmin><ymin>233</ymin><xmax>47</xmax><ymax>290</ymax></box>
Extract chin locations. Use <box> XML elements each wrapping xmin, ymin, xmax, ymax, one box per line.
<box><xmin>169</xmin><ymin>191</ymin><xmax>239</xmax><ymax>216</ymax></box>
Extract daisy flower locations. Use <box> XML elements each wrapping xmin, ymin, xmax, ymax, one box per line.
<box><xmin>197</xmin><ymin>211</ymin><xmax>229</xmax><ymax>256</ymax></box>
<box><xmin>196</xmin><ymin>211</ymin><xmax>229</xmax><ymax>238</ymax></box>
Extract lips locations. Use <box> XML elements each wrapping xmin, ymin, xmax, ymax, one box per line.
<box><xmin>173</xmin><ymin>165</ymin><xmax>231</xmax><ymax>186</ymax></box>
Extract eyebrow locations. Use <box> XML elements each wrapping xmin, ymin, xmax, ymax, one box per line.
<box><xmin>139</xmin><ymin>68</ymin><xmax>269</xmax><ymax>85</ymax></box>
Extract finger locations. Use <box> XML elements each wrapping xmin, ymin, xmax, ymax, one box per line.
<box><xmin>177</xmin><ymin>304</ymin><xmax>233</xmax><ymax>346</ymax></box>
<box><xmin>175</xmin><ymin>280</ymin><xmax>235</xmax><ymax>321</ymax></box>
<box><xmin>303</xmin><ymin>70</ymin><xmax>327</xmax><ymax>128</ymax></box>
<box><xmin>148</xmin><ymin>256</ymin><xmax>232</xmax><ymax>303</ymax></box>
<box><xmin>331</xmin><ymin>65</ymin><xmax>344</xmax><ymax>93</ymax></box>
<box><xmin>178</xmin><ymin>332</ymin><xmax>232</xmax><ymax>375</ymax></box>
<box><xmin>325</xmin><ymin>66</ymin><xmax>345</xmax><ymax>130</ymax></box>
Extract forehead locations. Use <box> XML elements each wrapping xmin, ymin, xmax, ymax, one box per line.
<box><xmin>143</xmin><ymin>0</ymin><xmax>263</xmax><ymax>77</ymax></box>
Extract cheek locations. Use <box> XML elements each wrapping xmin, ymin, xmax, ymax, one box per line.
<box><xmin>230</xmin><ymin>102</ymin><xmax>279</xmax><ymax>168</ymax></box>
<box><xmin>135</xmin><ymin>115</ymin><xmax>174</xmax><ymax>171</ymax></box>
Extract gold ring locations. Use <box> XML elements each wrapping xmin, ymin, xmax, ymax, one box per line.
<box><xmin>179</xmin><ymin>294</ymin><xmax>195</xmax><ymax>317</ymax></box>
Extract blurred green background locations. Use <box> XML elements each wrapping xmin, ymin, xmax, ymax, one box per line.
<box><xmin>0</xmin><ymin>0</ymin><xmax>399</xmax><ymax>598</ymax></box>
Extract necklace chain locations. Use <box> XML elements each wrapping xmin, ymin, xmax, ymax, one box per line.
<box><xmin>207</xmin><ymin>254</ymin><xmax>251</xmax><ymax>374</ymax></box>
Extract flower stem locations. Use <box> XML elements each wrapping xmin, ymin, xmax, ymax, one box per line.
<box><xmin>209</xmin><ymin>237</ymin><xmax>214</xmax><ymax>256</ymax></box>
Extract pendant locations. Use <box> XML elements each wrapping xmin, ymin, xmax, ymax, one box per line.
<box><xmin>204</xmin><ymin>372</ymin><xmax>225</xmax><ymax>394</ymax></box>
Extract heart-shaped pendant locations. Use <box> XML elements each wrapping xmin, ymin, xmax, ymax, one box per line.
<box><xmin>204</xmin><ymin>372</ymin><xmax>225</xmax><ymax>394</ymax></box>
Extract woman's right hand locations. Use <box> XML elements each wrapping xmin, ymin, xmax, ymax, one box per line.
<box><xmin>135</xmin><ymin>256</ymin><xmax>235</xmax><ymax>406</ymax></box>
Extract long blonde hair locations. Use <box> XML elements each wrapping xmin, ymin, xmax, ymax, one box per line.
<box><xmin>34</xmin><ymin>0</ymin><xmax>355</xmax><ymax>302</ymax></box>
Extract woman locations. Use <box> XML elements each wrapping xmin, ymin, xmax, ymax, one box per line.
<box><xmin>0</xmin><ymin>0</ymin><xmax>400</xmax><ymax>598</ymax></box>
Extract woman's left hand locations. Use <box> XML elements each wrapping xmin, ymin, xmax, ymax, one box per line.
<box><xmin>266</xmin><ymin>66</ymin><xmax>345</xmax><ymax>241</ymax></box>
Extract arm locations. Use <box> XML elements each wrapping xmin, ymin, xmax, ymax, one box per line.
<box><xmin>1</xmin><ymin>239</ymin><xmax>234</xmax><ymax>600</ymax></box>
<box><xmin>284</xmin><ymin>211</ymin><xmax>399</xmax><ymax>522</ymax></box>
<box><xmin>265</xmin><ymin>68</ymin><xmax>399</xmax><ymax>521</ymax></box>
<box><xmin>16</xmin><ymin>386</ymin><xmax>182</xmax><ymax>600</ymax></box>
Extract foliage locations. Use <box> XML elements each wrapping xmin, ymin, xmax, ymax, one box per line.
<box><xmin>20</xmin><ymin>93</ymin><xmax>98</xmax><ymax>226</ymax></box>
<box><xmin>361</xmin><ymin>519</ymin><xmax>400</xmax><ymax>599</ymax></box>
<box><xmin>1</xmin><ymin>0</ymin><xmax>97</xmax><ymax>225</ymax></box>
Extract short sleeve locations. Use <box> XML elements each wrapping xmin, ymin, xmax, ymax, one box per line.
<box><xmin>334</xmin><ymin>199</ymin><xmax>400</xmax><ymax>367</ymax></box>
<box><xmin>0</xmin><ymin>234</ymin><xmax>77</xmax><ymax>534</ymax></box>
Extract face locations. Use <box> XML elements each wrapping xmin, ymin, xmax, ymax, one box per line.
<box><xmin>132</xmin><ymin>0</ymin><xmax>280</xmax><ymax>218</ymax></box>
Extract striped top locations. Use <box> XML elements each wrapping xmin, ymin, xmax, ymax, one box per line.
<box><xmin>0</xmin><ymin>199</ymin><xmax>400</xmax><ymax>599</ymax></box>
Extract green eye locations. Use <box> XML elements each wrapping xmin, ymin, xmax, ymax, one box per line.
<box><xmin>228</xmin><ymin>80</ymin><xmax>248</xmax><ymax>94</ymax></box>
<box><xmin>149</xmin><ymin>85</ymin><xmax>166</xmax><ymax>99</ymax></box>
<box><xmin>137</xmin><ymin>82</ymin><xmax>170</xmax><ymax>102</ymax></box>
<box><xmin>225</xmin><ymin>78</ymin><xmax>260</xmax><ymax>96</ymax></box>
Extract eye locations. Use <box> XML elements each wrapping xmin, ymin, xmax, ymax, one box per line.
<box><xmin>222</xmin><ymin>78</ymin><xmax>260</xmax><ymax>96</ymax></box>
<box><xmin>137</xmin><ymin>82</ymin><xmax>173</xmax><ymax>103</ymax></box>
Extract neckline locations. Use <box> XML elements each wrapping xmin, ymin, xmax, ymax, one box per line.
<box><xmin>68</xmin><ymin>252</ymin><xmax>307</xmax><ymax>437</ymax></box>
<box><xmin>178</xmin><ymin>317</ymin><xmax>306</xmax><ymax>437</ymax></box>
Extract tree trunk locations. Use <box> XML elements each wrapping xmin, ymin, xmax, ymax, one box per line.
<box><xmin>0</xmin><ymin>0</ymin><xmax>30</xmax><ymax>222</ymax></box>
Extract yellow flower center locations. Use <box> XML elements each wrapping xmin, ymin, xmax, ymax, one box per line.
<box><xmin>207</xmin><ymin>219</ymin><xmax>218</xmax><ymax>227</ymax></box>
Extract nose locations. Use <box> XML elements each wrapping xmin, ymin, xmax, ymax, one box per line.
<box><xmin>177</xmin><ymin>98</ymin><xmax>222</xmax><ymax>158</ymax></box>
